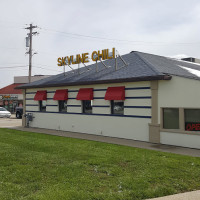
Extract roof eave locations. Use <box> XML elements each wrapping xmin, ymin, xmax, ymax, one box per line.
<box><xmin>16</xmin><ymin>75</ymin><xmax>172</xmax><ymax>89</ymax></box>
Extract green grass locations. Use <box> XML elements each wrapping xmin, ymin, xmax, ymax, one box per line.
<box><xmin>0</xmin><ymin>128</ymin><xmax>200</xmax><ymax>200</ymax></box>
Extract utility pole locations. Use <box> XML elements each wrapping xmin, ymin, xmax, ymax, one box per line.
<box><xmin>25</xmin><ymin>24</ymin><xmax>38</xmax><ymax>83</ymax></box>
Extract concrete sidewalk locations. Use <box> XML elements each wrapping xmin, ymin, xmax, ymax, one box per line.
<box><xmin>0</xmin><ymin>117</ymin><xmax>21</xmax><ymax>128</ymax></box>
<box><xmin>10</xmin><ymin>126</ymin><xmax>200</xmax><ymax>157</ymax></box>
<box><xmin>148</xmin><ymin>190</ymin><xmax>200</xmax><ymax>200</ymax></box>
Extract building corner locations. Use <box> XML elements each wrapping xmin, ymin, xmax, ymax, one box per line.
<box><xmin>22</xmin><ymin>89</ymin><xmax>26</xmax><ymax>127</ymax></box>
<box><xmin>149</xmin><ymin>80</ymin><xmax>160</xmax><ymax>143</ymax></box>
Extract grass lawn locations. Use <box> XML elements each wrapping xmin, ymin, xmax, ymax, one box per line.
<box><xmin>0</xmin><ymin>129</ymin><xmax>200</xmax><ymax>200</ymax></box>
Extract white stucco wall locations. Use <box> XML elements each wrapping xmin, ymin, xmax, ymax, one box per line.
<box><xmin>158</xmin><ymin>76</ymin><xmax>200</xmax><ymax>149</ymax></box>
<box><xmin>160</xmin><ymin>132</ymin><xmax>200</xmax><ymax>149</ymax></box>
<box><xmin>25</xmin><ymin>81</ymin><xmax>152</xmax><ymax>142</ymax></box>
<box><xmin>30</xmin><ymin>113</ymin><xmax>150</xmax><ymax>141</ymax></box>
<box><xmin>158</xmin><ymin>76</ymin><xmax>200</xmax><ymax>122</ymax></box>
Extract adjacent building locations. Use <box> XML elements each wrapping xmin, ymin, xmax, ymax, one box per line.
<box><xmin>0</xmin><ymin>75</ymin><xmax>50</xmax><ymax>112</ymax></box>
<box><xmin>17</xmin><ymin>51</ymin><xmax>200</xmax><ymax>149</ymax></box>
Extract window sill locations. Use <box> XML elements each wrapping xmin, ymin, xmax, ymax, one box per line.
<box><xmin>160</xmin><ymin>128</ymin><xmax>200</xmax><ymax>136</ymax></box>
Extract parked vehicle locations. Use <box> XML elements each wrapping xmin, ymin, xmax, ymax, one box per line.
<box><xmin>0</xmin><ymin>107</ymin><xmax>11</xmax><ymax>118</ymax></box>
<box><xmin>16</xmin><ymin>107</ymin><xmax>23</xmax><ymax>119</ymax></box>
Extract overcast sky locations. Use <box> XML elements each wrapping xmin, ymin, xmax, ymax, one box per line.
<box><xmin>0</xmin><ymin>0</ymin><xmax>200</xmax><ymax>88</ymax></box>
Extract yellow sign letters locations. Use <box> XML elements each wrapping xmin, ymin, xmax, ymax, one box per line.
<box><xmin>57</xmin><ymin>48</ymin><xmax>115</xmax><ymax>66</ymax></box>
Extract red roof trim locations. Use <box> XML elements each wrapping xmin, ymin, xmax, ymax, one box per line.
<box><xmin>53</xmin><ymin>89</ymin><xmax>68</xmax><ymax>100</ymax></box>
<box><xmin>0</xmin><ymin>83</ymin><xmax>23</xmax><ymax>94</ymax></box>
<box><xmin>76</xmin><ymin>88</ymin><xmax>93</xmax><ymax>100</ymax></box>
<box><xmin>105</xmin><ymin>86</ymin><xmax>125</xmax><ymax>100</ymax></box>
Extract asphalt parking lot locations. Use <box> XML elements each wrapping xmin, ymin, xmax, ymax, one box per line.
<box><xmin>0</xmin><ymin>114</ymin><xmax>22</xmax><ymax>128</ymax></box>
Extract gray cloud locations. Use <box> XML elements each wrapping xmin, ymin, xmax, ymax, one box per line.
<box><xmin>0</xmin><ymin>0</ymin><xmax>200</xmax><ymax>88</ymax></box>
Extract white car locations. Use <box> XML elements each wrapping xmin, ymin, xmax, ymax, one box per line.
<box><xmin>0</xmin><ymin>107</ymin><xmax>11</xmax><ymax>118</ymax></box>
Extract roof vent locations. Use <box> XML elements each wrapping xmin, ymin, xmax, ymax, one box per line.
<box><xmin>181</xmin><ymin>57</ymin><xmax>196</xmax><ymax>63</ymax></box>
<box><xmin>181</xmin><ymin>57</ymin><xmax>200</xmax><ymax>64</ymax></box>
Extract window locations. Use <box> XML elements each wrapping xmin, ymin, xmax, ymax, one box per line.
<box><xmin>59</xmin><ymin>100</ymin><xmax>67</xmax><ymax>112</ymax></box>
<box><xmin>77</xmin><ymin>88</ymin><xmax>93</xmax><ymax>114</ymax></box>
<box><xmin>39</xmin><ymin>101</ymin><xmax>46</xmax><ymax>112</ymax></box>
<box><xmin>82</xmin><ymin>100</ymin><xmax>92</xmax><ymax>114</ymax></box>
<box><xmin>185</xmin><ymin>109</ymin><xmax>200</xmax><ymax>131</ymax></box>
<box><xmin>163</xmin><ymin>108</ymin><xmax>179</xmax><ymax>129</ymax></box>
<box><xmin>0</xmin><ymin>107</ymin><xmax>6</xmax><ymax>111</ymax></box>
<box><xmin>111</xmin><ymin>100</ymin><xmax>124</xmax><ymax>115</ymax></box>
<box><xmin>35</xmin><ymin>90</ymin><xmax>47</xmax><ymax>112</ymax></box>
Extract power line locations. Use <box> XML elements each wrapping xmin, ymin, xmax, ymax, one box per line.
<box><xmin>0</xmin><ymin>25</ymin><xmax>23</xmax><ymax>29</ymax></box>
<box><xmin>0</xmin><ymin>62</ymin><xmax>27</xmax><ymax>65</ymax></box>
<box><xmin>34</xmin><ymin>63</ymin><xmax>62</xmax><ymax>69</ymax></box>
<box><xmin>41</xmin><ymin>27</ymin><xmax>160</xmax><ymax>43</ymax></box>
<box><xmin>0</xmin><ymin>64</ymin><xmax>61</xmax><ymax>73</ymax></box>
<box><xmin>0</xmin><ymin>46</ymin><xmax>24</xmax><ymax>50</ymax></box>
<box><xmin>41</xmin><ymin>27</ymin><xmax>200</xmax><ymax>46</ymax></box>
<box><xmin>33</xmin><ymin>65</ymin><xmax>62</xmax><ymax>72</ymax></box>
<box><xmin>0</xmin><ymin>65</ymin><xmax>27</xmax><ymax>69</ymax></box>
<box><xmin>0</xmin><ymin>63</ymin><xmax>62</xmax><ymax>72</ymax></box>
<box><xmin>0</xmin><ymin>20</ymin><xmax>26</xmax><ymax>26</ymax></box>
<box><xmin>37</xmin><ymin>51</ymin><xmax>60</xmax><ymax>56</ymax></box>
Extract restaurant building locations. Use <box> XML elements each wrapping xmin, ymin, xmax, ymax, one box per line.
<box><xmin>17</xmin><ymin>51</ymin><xmax>200</xmax><ymax>149</ymax></box>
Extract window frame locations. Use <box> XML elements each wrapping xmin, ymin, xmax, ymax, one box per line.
<box><xmin>58</xmin><ymin>100</ymin><xmax>67</xmax><ymax>113</ymax></box>
<box><xmin>184</xmin><ymin>109</ymin><xmax>200</xmax><ymax>131</ymax></box>
<box><xmin>161</xmin><ymin>107</ymin><xmax>200</xmax><ymax>135</ymax></box>
<box><xmin>162</xmin><ymin>107</ymin><xmax>179</xmax><ymax>129</ymax></box>
<box><xmin>82</xmin><ymin>100</ymin><xmax>92</xmax><ymax>114</ymax></box>
<box><xmin>111</xmin><ymin>100</ymin><xmax>124</xmax><ymax>115</ymax></box>
<box><xmin>39</xmin><ymin>100</ymin><xmax>46</xmax><ymax>112</ymax></box>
